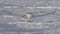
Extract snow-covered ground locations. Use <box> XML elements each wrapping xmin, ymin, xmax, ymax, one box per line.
<box><xmin>0</xmin><ymin>0</ymin><xmax>60</xmax><ymax>34</ymax></box>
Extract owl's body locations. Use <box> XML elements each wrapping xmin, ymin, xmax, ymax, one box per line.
<box><xmin>23</xmin><ymin>14</ymin><xmax>32</xmax><ymax>22</ymax></box>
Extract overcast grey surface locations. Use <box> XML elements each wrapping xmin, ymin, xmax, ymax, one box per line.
<box><xmin>0</xmin><ymin>0</ymin><xmax>60</xmax><ymax>34</ymax></box>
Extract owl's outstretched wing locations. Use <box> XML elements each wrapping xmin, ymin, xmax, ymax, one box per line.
<box><xmin>32</xmin><ymin>11</ymin><xmax>56</xmax><ymax>18</ymax></box>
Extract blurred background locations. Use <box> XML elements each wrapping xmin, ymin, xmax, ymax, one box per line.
<box><xmin>0</xmin><ymin>0</ymin><xmax>60</xmax><ymax>34</ymax></box>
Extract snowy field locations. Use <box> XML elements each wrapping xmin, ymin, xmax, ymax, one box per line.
<box><xmin>0</xmin><ymin>0</ymin><xmax>60</xmax><ymax>34</ymax></box>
